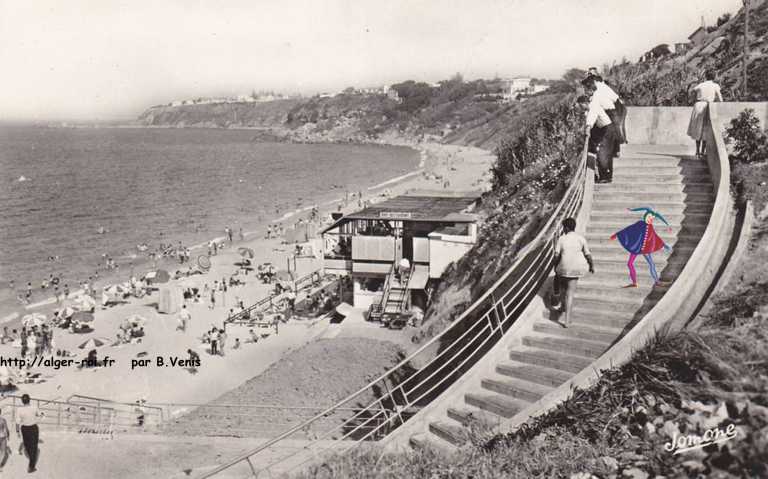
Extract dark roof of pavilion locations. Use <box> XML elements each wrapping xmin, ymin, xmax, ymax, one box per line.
<box><xmin>345</xmin><ymin>194</ymin><xmax>479</xmax><ymax>221</ymax></box>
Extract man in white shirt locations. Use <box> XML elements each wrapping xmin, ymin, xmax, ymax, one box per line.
<box><xmin>584</xmin><ymin>70</ymin><xmax>627</xmax><ymax>143</ymax></box>
<box><xmin>15</xmin><ymin>394</ymin><xmax>40</xmax><ymax>473</ymax></box>
<box><xmin>177</xmin><ymin>304</ymin><xmax>191</xmax><ymax>332</ymax></box>
<box><xmin>578</xmin><ymin>92</ymin><xmax>619</xmax><ymax>182</ymax></box>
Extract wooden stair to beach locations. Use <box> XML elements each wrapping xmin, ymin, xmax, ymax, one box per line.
<box><xmin>410</xmin><ymin>144</ymin><xmax>715</xmax><ymax>450</ymax></box>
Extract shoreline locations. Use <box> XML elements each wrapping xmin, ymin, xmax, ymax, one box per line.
<box><xmin>0</xmin><ymin>139</ymin><xmax>493</xmax><ymax>409</ymax></box>
<box><xmin>0</xmin><ymin>140</ymin><xmax>489</xmax><ymax>324</ymax></box>
<box><xmin>0</xmin><ymin>140</ymin><xmax>424</xmax><ymax>319</ymax></box>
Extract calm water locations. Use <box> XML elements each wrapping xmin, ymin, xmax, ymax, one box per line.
<box><xmin>0</xmin><ymin>126</ymin><xmax>417</xmax><ymax>295</ymax></box>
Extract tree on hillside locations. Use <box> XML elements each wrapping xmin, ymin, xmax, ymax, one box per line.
<box><xmin>390</xmin><ymin>80</ymin><xmax>434</xmax><ymax>113</ymax></box>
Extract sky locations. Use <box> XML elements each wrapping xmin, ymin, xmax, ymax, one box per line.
<box><xmin>0</xmin><ymin>0</ymin><xmax>744</xmax><ymax>121</ymax></box>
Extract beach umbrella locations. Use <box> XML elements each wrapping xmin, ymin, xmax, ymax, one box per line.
<box><xmin>72</xmin><ymin>311</ymin><xmax>94</xmax><ymax>322</ymax></box>
<box><xmin>125</xmin><ymin>314</ymin><xmax>147</xmax><ymax>327</ymax></box>
<box><xmin>75</xmin><ymin>295</ymin><xmax>97</xmax><ymax>310</ymax></box>
<box><xmin>238</xmin><ymin>247</ymin><xmax>255</xmax><ymax>258</ymax></box>
<box><xmin>78</xmin><ymin>337</ymin><xmax>110</xmax><ymax>349</ymax></box>
<box><xmin>22</xmin><ymin>313</ymin><xmax>46</xmax><ymax>327</ymax></box>
<box><xmin>58</xmin><ymin>307</ymin><xmax>76</xmax><ymax>319</ymax></box>
<box><xmin>146</xmin><ymin>270</ymin><xmax>170</xmax><ymax>284</ymax></box>
<box><xmin>197</xmin><ymin>255</ymin><xmax>211</xmax><ymax>270</ymax></box>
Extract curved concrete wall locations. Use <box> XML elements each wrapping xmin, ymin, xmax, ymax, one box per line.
<box><xmin>626</xmin><ymin>102</ymin><xmax>768</xmax><ymax>146</ymax></box>
<box><xmin>493</xmin><ymin>103</ymin><xmax>737</xmax><ymax>436</ymax></box>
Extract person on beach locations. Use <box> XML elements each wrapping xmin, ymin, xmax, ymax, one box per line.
<box><xmin>210</xmin><ymin>328</ymin><xmax>219</xmax><ymax>355</ymax></box>
<box><xmin>238</xmin><ymin>227</ymin><xmax>244</xmax><ymax>242</ymax></box>
<box><xmin>186</xmin><ymin>349</ymin><xmax>200</xmax><ymax>374</ymax></box>
<box><xmin>551</xmin><ymin>217</ymin><xmax>594</xmax><ymax>328</ymax></box>
<box><xmin>25</xmin><ymin>283</ymin><xmax>32</xmax><ymax>303</ymax></box>
<box><xmin>20</xmin><ymin>328</ymin><xmax>27</xmax><ymax>359</ymax></box>
<box><xmin>610</xmin><ymin>207</ymin><xmax>673</xmax><ymax>287</ymax></box>
<box><xmin>209</xmin><ymin>288</ymin><xmax>216</xmax><ymax>310</ymax></box>
<box><xmin>16</xmin><ymin>394</ymin><xmax>40</xmax><ymax>473</ymax></box>
<box><xmin>226</xmin><ymin>226</ymin><xmax>233</xmax><ymax>243</ymax></box>
<box><xmin>687</xmin><ymin>70</ymin><xmax>723</xmax><ymax>158</ymax></box>
<box><xmin>177</xmin><ymin>305</ymin><xmax>191</xmax><ymax>332</ymax></box>
<box><xmin>63</xmin><ymin>283</ymin><xmax>69</xmax><ymax>299</ymax></box>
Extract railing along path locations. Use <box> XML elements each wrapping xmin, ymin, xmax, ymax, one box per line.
<box><xmin>198</xmin><ymin>145</ymin><xmax>588</xmax><ymax>478</ymax></box>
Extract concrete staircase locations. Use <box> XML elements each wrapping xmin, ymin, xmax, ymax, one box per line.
<box><xmin>410</xmin><ymin>144</ymin><xmax>714</xmax><ymax>450</ymax></box>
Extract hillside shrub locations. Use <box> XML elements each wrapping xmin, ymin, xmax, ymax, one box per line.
<box><xmin>725</xmin><ymin>108</ymin><xmax>768</xmax><ymax>164</ymax></box>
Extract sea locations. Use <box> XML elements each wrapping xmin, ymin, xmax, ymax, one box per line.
<box><xmin>0</xmin><ymin>125</ymin><xmax>418</xmax><ymax>307</ymax></box>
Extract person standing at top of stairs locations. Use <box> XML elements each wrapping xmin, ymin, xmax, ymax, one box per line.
<box><xmin>552</xmin><ymin>217</ymin><xmax>595</xmax><ymax>328</ymax></box>
<box><xmin>584</xmin><ymin>69</ymin><xmax>627</xmax><ymax>144</ymax></box>
<box><xmin>687</xmin><ymin>69</ymin><xmax>723</xmax><ymax>158</ymax></box>
<box><xmin>578</xmin><ymin>91</ymin><xmax>620</xmax><ymax>183</ymax></box>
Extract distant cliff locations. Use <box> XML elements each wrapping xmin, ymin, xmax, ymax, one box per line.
<box><xmin>137</xmin><ymin>99</ymin><xmax>301</xmax><ymax>130</ymax></box>
<box><xmin>136</xmin><ymin>78</ymin><xmax>571</xmax><ymax>150</ymax></box>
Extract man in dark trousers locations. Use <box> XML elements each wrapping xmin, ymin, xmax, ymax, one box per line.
<box><xmin>16</xmin><ymin>393</ymin><xmax>40</xmax><ymax>473</ymax></box>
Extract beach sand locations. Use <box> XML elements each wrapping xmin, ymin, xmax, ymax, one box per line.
<box><xmin>0</xmin><ymin>142</ymin><xmax>493</xmax><ymax>474</ymax></box>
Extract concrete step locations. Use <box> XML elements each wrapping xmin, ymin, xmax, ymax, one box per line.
<box><xmin>480</xmin><ymin>374</ymin><xmax>553</xmax><ymax>403</ymax></box>
<box><xmin>465</xmin><ymin>393</ymin><xmax>524</xmax><ymax>418</ymax></box>
<box><xmin>620</xmin><ymin>144</ymin><xmax>693</xmax><ymax>155</ymax></box>
<box><xmin>589</xmin><ymin>211</ymin><xmax>709</xmax><ymax>224</ymax></box>
<box><xmin>592</xmin><ymin>257</ymin><xmax>688</xmax><ymax>276</ymax></box>
<box><xmin>595</xmin><ymin>183</ymin><xmax>713</xmax><ymax>194</ymax></box>
<box><xmin>428</xmin><ymin>421</ymin><xmax>468</xmax><ymax>447</ymax></box>
<box><xmin>593</xmin><ymin>191</ymin><xmax>714</xmax><ymax>203</ymax></box>
<box><xmin>533</xmin><ymin>320</ymin><xmax>621</xmax><ymax>343</ymax></box>
<box><xmin>613</xmin><ymin>156</ymin><xmax>709</xmax><ymax>169</ymax></box>
<box><xmin>611</xmin><ymin>165</ymin><xmax>706</xmax><ymax>175</ymax></box>
<box><xmin>591</xmin><ymin>201</ymin><xmax>713</xmax><ymax>215</ymax></box>
<box><xmin>446</xmin><ymin>407</ymin><xmax>503</xmax><ymax>430</ymax></box>
<box><xmin>409</xmin><ymin>432</ymin><xmax>454</xmax><ymax>453</ymax></box>
<box><xmin>522</xmin><ymin>334</ymin><xmax>608</xmax><ymax>358</ymax></box>
<box><xmin>560</xmin><ymin>307</ymin><xmax>634</xmax><ymax>329</ymax></box>
<box><xmin>508</xmin><ymin>347</ymin><xmax>594</xmax><ymax>373</ymax></box>
<box><xmin>496</xmin><ymin>361</ymin><xmax>573</xmax><ymax>388</ymax></box>
<box><xmin>589</xmin><ymin>246</ymin><xmax>694</xmax><ymax>263</ymax></box>
<box><xmin>580</xmin><ymin>270</ymin><xmax>678</xmax><ymax>286</ymax></box>
<box><xmin>572</xmin><ymin>293</ymin><xmax>645</xmax><ymax>311</ymax></box>
<box><xmin>574</xmin><ymin>283</ymin><xmax>667</xmax><ymax>301</ymax></box>
<box><xmin>589</xmin><ymin>250</ymin><xmax>681</xmax><ymax>264</ymax></box>
<box><xmin>609</xmin><ymin>173</ymin><xmax>711</xmax><ymax>184</ymax></box>
<box><xmin>585</xmin><ymin>232</ymin><xmax>701</xmax><ymax>246</ymax></box>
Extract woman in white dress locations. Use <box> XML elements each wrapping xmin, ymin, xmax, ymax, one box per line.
<box><xmin>687</xmin><ymin>70</ymin><xmax>723</xmax><ymax>157</ymax></box>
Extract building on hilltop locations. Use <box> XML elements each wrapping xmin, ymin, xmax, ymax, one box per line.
<box><xmin>321</xmin><ymin>192</ymin><xmax>480</xmax><ymax>325</ymax></box>
<box><xmin>689</xmin><ymin>16</ymin><xmax>708</xmax><ymax>47</ymax></box>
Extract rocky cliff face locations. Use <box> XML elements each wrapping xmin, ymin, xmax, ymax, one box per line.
<box><xmin>137</xmin><ymin>99</ymin><xmax>301</xmax><ymax>129</ymax></box>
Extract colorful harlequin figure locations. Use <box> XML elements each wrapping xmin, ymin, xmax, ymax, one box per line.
<box><xmin>609</xmin><ymin>207</ymin><xmax>672</xmax><ymax>287</ymax></box>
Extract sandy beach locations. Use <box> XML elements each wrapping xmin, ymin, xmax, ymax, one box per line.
<box><xmin>0</xmin><ymin>142</ymin><xmax>494</xmax><ymax>408</ymax></box>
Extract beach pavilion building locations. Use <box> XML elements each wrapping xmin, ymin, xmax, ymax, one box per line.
<box><xmin>321</xmin><ymin>192</ymin><xmax>480</xmax><ymax>323</ymax></box>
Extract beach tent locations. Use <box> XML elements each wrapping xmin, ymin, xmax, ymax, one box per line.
<box><xmin>125</xmin><ymin>314</ymin><xmax>147</xmax><ymax>326</ymax></box>
<box><xmin>158</xmin><ymin>286</ymin><xmax>182</xmax><ymax>314</ymax></box>
<box><xmin>146</xmin><ymin>269</ymin><xmax>170</xmax><ymax>284</ymax></box>
<box><xmin>74</xmin><ymin>294</ymin><xmax>97</xmax><ymax>311</ymax></box>
<box><xmin>238</xmin><ymin>247</ymin><xmax>255</xmax><ymax>258</ymax></box>
<box><xmin>72</xmin><ymin>311</ymin><xmax>95</xmax><ymax>322</ymax></box>
<box><xmin>22</xmin><ymin>312</ymin><xmax>46</xmax><ymax>327</ymax></box>
<box><xmin>58</xmin><ymin>306</ymin><xmax>76</xmax><ymax>319</ymax></box>
<box><xmin>78</xmin><ymin>337</ymin><xmax>111</xmax><ymax>349</ymax></box>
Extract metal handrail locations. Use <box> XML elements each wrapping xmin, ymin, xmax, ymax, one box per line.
<box><xmin>197</xmin><ymin>138</ymin><xmax>588</xmax><ymax>478</ymax></box>
<box><xmin>227</xmin><ymin>269</ymin><xmax>327</xmax><ymax>324</ymax></box>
